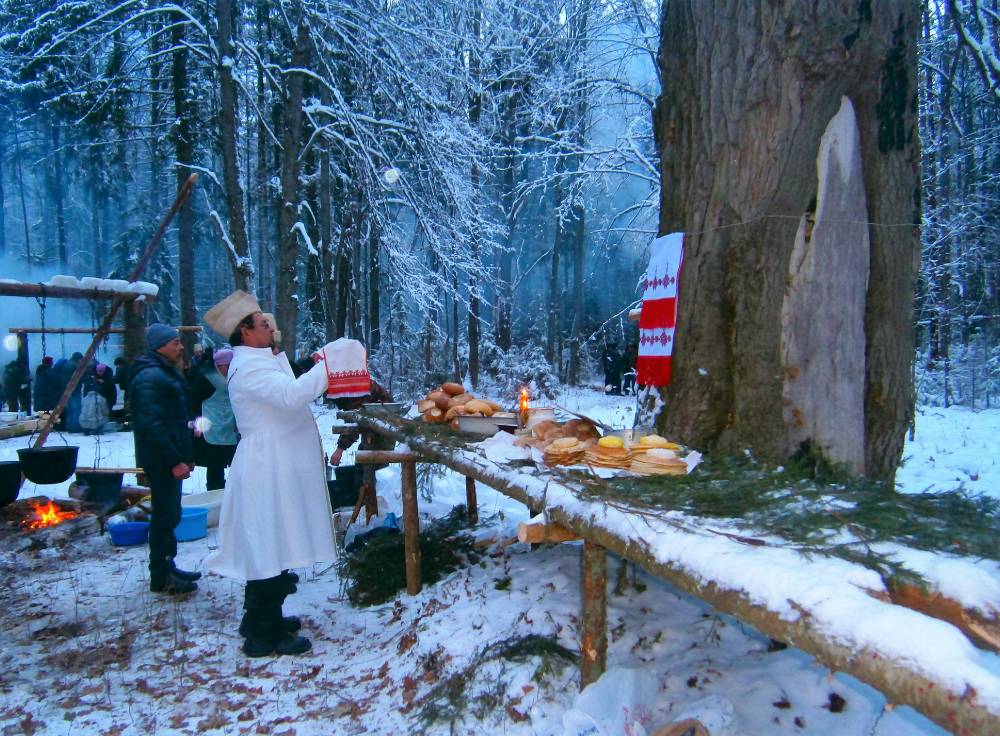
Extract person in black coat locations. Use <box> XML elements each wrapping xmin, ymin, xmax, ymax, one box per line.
<box><xmin>33</xmin><ymin>357</ymin><xmax>59</xmax><ymax>412</ymax></box>
<box><xmin>128</xmin><ymin>324</ymin><xmax>199</xmax><ymax>595</ymax></box>
<box><xmin>93</xmin><ymin>363</ymin><xmax>118</xmax><ymax>412</ymax></box>
<box><xmin>2</xmin><ymin>359</ymin><xmax>29</xmax><ymax>412</ymax></box>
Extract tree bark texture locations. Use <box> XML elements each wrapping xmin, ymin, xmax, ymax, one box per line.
<box><xmin>216</xmin><ymin>0</ymin><xmax>254</xmax><ymax>293</ymax></box>
<box><xmin>580</xmin><ymin>540</ymin><xmax>607</xmax><ymax>689</ymax></box>
<box><xmin>276</xmin><ymin>20</ymin><xmax>310</xmax><ymax>355</ymax></box>
<box><xmin>172</xmin><ymin>19</ymin><xmax>197</xmax><ymax>354</ymax></box>
<box><xmin>401</xmin><ymin>460</ymin><xmax>422</xmax><ymax>595</ymax></box>
<box><xmin>656</xmin><ymin>1</ymin><xmax>921</xmax><ymax>479</ymax></box>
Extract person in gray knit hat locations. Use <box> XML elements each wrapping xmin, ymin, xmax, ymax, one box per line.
<box><xmin>127</xmin><ymin>324</ymin><xmax>199</xmax><ymax>594</ymax></box>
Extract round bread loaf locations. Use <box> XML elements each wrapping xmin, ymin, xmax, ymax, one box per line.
<box><xmin>442</xmin><ymin>382</ymin><xmax>465</xmax><ymax>396</ymax></box>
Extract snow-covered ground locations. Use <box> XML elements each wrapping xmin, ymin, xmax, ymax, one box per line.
<box><xmin>0</xmin><ymin>389</ymin><xmax>997</xmax><ymax>735</ymax></box>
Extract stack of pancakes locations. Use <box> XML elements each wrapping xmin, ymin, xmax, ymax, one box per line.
<box><xmin>629</xmin><ymin>434</ymin><xmax>681</xmax><ymax>456</ymax></box>
<box><xmin>584</xmin><ymin>436</ymin><xmax>632</xmax><ymax>470</ymax></box>
<box><xmin>630</xmin><ymin>447</ymin><xmax>688</xmax><ymax>476</ymax></box>
<box><xmin>543</xmin><ymin>437</ymin><xmax>587</xmax><ymax>466</ymax></box>
<box><xmin>584</xmin><ymin>445</ymin><xmax>632</xmax><ymax>469</ymax></box>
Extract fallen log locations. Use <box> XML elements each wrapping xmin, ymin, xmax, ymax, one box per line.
<box><xmin>354</xmin><ymin>450</ymin><xmax>419</xmax><ymax>464</ymax></box>
<box><xmin>343</xmin><ymin>411</ymin><xmax>1000</xmax><ymax>736</ymax></box>
<box><xmin>888</xmin><ymin>584</ymin><xmax>999</xmax><ymax>654</ymax></box>
<box><xmin>517</xmin><ymin>521</ymin><xmax>581</xmax><ymax>544</ymax></box>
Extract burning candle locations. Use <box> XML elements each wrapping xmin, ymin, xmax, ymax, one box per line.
<box><xmin>518</xmin><ymin>387</ymin><xmax>530</xmax><ymax>428</ymax></box>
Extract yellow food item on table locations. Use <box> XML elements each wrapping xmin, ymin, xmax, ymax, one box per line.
<box><xmin>598</xmin><ymin>435</ymin><xmax>624</xmax><ymax>449</ymax></box>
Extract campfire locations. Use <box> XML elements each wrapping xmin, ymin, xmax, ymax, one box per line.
<box><xmin>0</xmin><ymin>496</ymin><xmax>98</xmax><ymax>551</ymax></box>
<box><xmin>24</xmin><ymin>500</ymin><xmax>79</xmax><ymax>530</ymax></box>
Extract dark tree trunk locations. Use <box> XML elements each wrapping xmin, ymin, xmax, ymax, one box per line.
<box><xmin>172</xmin><ymin>19</ymin><xmax>196</xmax><ymax>347</ymax></box>
<box><xmin>368</xmin><ymin>226</ymin><xmax>381</xmax><ymax>351</ymax></box>
<box><xmin>567</xmin><ymin>0</ymin><xmax>589</xmax><ymax>386</ymax></box>
<box><xmin>254</xmin><ymin>0</ymin><xmax>271</xmax><ymax>303</ymax></box>
<box><xmin>11</xmin><ymin>118</ymin><xmax>31</xmax><ymax>260</ymax></box>
<box><xmin>467</xmin><ymin>2</ymin><xmax>483</xmax><ymax>387</ymax></box>
<box><xmin>656</xmin><ymin>1</ymin><xmax>921</xmax><ymax>480</ymax></box>
<box><xmin>0</xmin><ymin>120</ymin><xmax>7</xmax><ymax>257</ymax></box>
<box><xmin>547</xmin><ymin>173</ymin><xmax>563</xmax><ymax>367</ymax></box>
<box><xmin>217</xmin><ymin>0</ymin><xmax>254</xmax><ymax>292</ymax></box>
<box><xmin>320</xmin><ymin>92</ymin><xmax>336</xmax><ymax>342</ymax></box>
<box><xmin>275</xmin><ymin>20</ymin><xmax>310</xmax><ymax>354</ymax></box>
<box><xmin>49</xmin><ymin>122</ymin><xmax>67</xmax><ymax>267</ymax></box>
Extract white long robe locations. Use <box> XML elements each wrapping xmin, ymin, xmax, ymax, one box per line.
<box><xmin>205</xmin><ymin>346</ymin><xmax>336</xmax><ymax>581</ymax></box>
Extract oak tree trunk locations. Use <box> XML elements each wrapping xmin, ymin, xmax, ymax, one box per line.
<box><xmin>172</xmin><ymin>18</ymin><xmax>196</xmax><ymax>350</ymax></box>
<box><xmin>276</xmin><ymin>20</ymin><xmax>310</xmax><ymax>355</ymax></box>
<box><xmin>656</xmin><ymin>1</ymin><xmax>921</xmax><ymax>480</ymax></box>
<box><xmin>216</xmin><ymin>0</ymin><xmax>254</xmax><ymax>292</ymax></box>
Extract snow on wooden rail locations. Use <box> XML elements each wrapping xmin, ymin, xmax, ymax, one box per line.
<box><xmin>0</xmin><ymin>278</ymin><xmax>159</xmax><ymax>302</ymax></box>
<box><xmin>344</xmin><ymin>411</ymin><xmax>1000</xmax><ymax>736</ymax></box>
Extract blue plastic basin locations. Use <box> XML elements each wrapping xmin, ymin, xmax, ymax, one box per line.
<box><xmin>108</xmin><ymin>521</ymin><xmax>150</xmax><ymax>546</ymax></box>
<box><xmin>174</xmin><ymin>507</ymin><xmax>208</xmax><ymax>542</ymax></box>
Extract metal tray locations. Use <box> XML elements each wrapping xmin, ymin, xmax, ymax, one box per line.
<box><xmin>457</xmin><ymin>415</ymin><xmax>518</xmax><ymax>436</ymax></box>
<box><xmin>360</xmin><ymin>402</ymin><xmax>409</xmax><ymax>417</ymax></box>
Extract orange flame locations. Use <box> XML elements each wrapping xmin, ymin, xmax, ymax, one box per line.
<box><xmin>25</xmin><ymin>501</ymin><xmax>78</xmax><ymax>530</ymax></box>
<box><xmin>518</xmin><ymin>387</ymin><xmax>530</xmax><ymax>426</ymax></box>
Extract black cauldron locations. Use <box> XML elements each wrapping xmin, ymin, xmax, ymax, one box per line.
<box><xmin>75</xmin><ymin>471</ymin><xmax>124</xmax><ymax>510</ymax></box>
<box><xmin>17</xmin><ymin>446</ymin><xmax>80</xmax><ymax>485</ymax></box>
<box><xmin>0</xmin><ymin>461</ymin><xmax>23</xmax><ymax>507</ymax></box>
<box><xmin>328</xmin><ymin>465</ymin><xmax>365</xmax><ymax>508</ymax></box>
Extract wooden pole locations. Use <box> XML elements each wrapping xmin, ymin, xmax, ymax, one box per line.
<box><xmin>580</xmin><ymin>540</ymin><xmax>607</xmax><ymax>689</ymax></box>
<box><xmin>465</xmin><ymin>476</ymin><xmax>478</xmax><ymax>524</ymax></box>
<box><xmin>354</xmin><ymin>450</ymin><xmax>419</xmax><ymax>464</ymax></box>
<box><xmin>401</xmin><ymin>460</ymin><xmax>421</xmax><ymax>595</ymax></box>
<box><xmin>32</xmin><ymin>174</ymin><xmax>198</xmax><ymax>449</ymax></box>
<box><xmin>0</xmin><ymin>282</ymin><xmax>158</xmax><ymax>302</ymax></box>
<box><xmin>123</xmin><ymin>302</ymin><xmax>147</xmax><ymax>365</ymax></box>
<box><xmin>7</xmin><ymin>326</ymin><xmax>201</xmax><ymax>334</ymax></box>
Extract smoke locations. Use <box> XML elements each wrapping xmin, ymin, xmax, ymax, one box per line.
<box><xmin>0</xmin><ymin>256</ymin><xmax>126</xmax><ymax>367</ymax></box>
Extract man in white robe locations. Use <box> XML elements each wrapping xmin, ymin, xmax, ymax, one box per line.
<box><xmin>203</xmin><ymin>291</ymin><xmax>337</xmax><ymax>657</ymax></box>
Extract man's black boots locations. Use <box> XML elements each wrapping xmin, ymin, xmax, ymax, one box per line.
<box><xmin>150</xmin><ymin>572</ymin><xmax>198</xmax><ymax>594</ymax></box>
<box><xmin>242</xmin><ymin>578</ymin><xmax>310</xmax><ymax>657</ymax></box>
<box><xmin>170</xmin><ymin>560</ymin><xmax>202</xmax><ymax>582</ymax></box>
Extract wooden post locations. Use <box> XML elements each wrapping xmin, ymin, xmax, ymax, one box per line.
<box><xmin>123</xmin><ymin>301</ymin><xmax>146</xmax><ymax>365</ymax></box>
<box><xmin>580</xmin><ymin>540</ymin><xmax>607</xmax><ymax>689</ymax></box>
<box><xmin>401</xmin><ymin>460</ymin><xmax>421</xmax><ymax>595</ymax></box>
<box><xmin>465</xmin><ymin>476</ymin><xmax>478</xmax><ymax>524</ymax></box>
<box><xmin>31</xmin><ymin>173</ymin><xmax>198</xmax><ymax>449</ymax></box>
<box><xmin>362</xmin><ymin>464</ymin><xmax>378</xmax><ymax>521</ymax></box>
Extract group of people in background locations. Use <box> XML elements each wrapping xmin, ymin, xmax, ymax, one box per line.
<box><xmin>602</xmin><ymin>341</ymin><xmax>638</xmax><ymax>396</ymax></box>
<box><xmin>1</xmin><ymin>353</ymin><xmax>125</xmax><ymax>428</ymax></box>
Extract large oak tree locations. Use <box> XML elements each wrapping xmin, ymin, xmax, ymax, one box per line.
<box><xmin>655</xmin><ymin>1</ymin><xmax>921</xmax><ymax>479</ymax></box>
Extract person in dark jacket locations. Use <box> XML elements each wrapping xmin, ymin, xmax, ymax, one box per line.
<box><xmin>2</xmin><ymin>359</ymin><xmax>29</xmax><ymax>412</ymax></box>
<box><xmin>33</xmin><ymin>357</ymin><xmax>59</xmax><ymax>411</ymax></box>
<box><xmin>59</xmin><ymin>352</ymin><xmax>86</xmax><ymax>431</ymax></box>
<box><xmin>187</xmin><ymin>348</ymin><xmax>238</xmax><ymax>491</ymax></box>
<box><xmin>93</xmin><ymin>364</ymin><xmax>118</xmax><ymax>412</ymax></box>
<box><xmin>128</xmin><ymin>324</ymin><xmax>199</xmax><ymax>595</ymax></box>
<box><xmin>328</xmin><ymin>378</ymin><xmax>394</xmax><ymax>467</ymax></box>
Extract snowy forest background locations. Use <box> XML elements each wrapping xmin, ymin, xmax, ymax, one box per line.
<box><xmin>0</xmin><ymin>0</ymin><xmax>997</xmax><ymax>407</ymax></box>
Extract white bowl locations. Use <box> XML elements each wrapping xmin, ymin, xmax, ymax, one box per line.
<box><xmin>182</xmin><ymin>490</ymin><xmax>224</xmax><ymax>527</ymax></box>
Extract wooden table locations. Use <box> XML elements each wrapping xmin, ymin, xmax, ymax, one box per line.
<box><xmin>337</xmin><ymin>410</ymin><xmax>1000</xmax><ymax>734</ymax></box>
